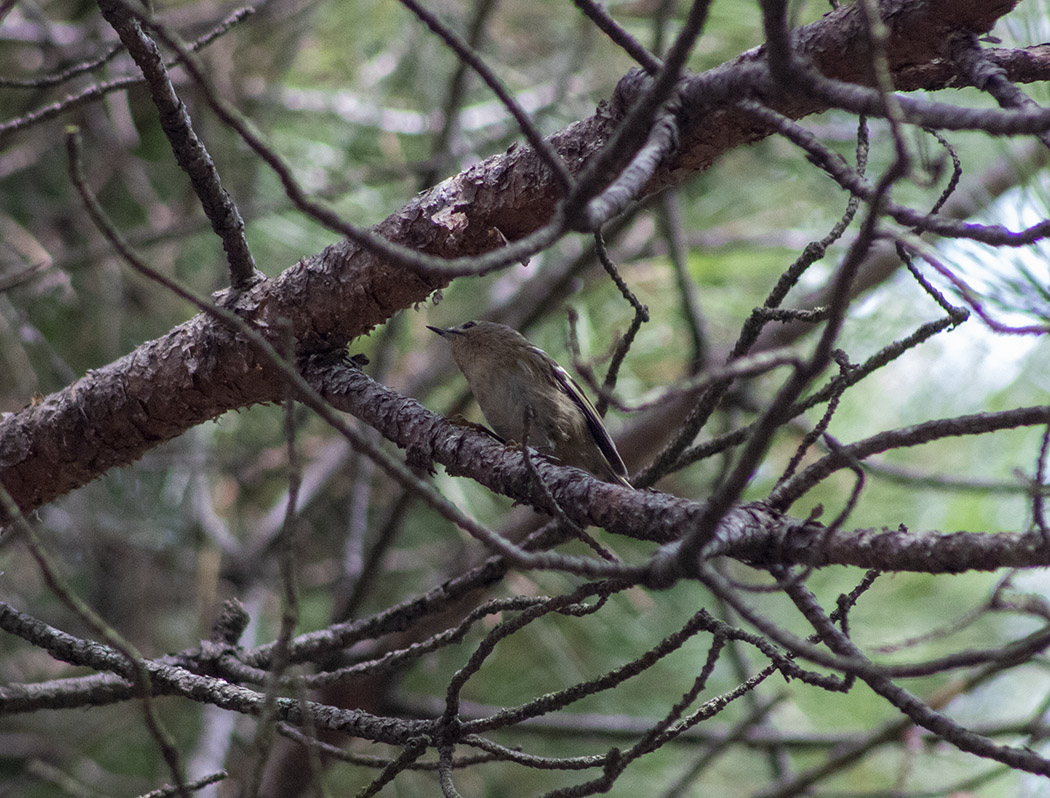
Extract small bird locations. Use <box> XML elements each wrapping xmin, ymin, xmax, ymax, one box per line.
<box><xmin>428</xmin><ymin>320</ymin><xmax>632</xmax><ymax>488</ymax></box>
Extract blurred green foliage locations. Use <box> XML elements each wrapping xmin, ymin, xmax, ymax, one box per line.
<box><xmin>1</xmin><ymin>0</ymin><xmax>1049</xmax><ymax>795</ymax></box>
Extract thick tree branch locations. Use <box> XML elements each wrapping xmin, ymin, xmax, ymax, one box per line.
<box><xmin>0</xmin><ymin>0</ymin><xmax>1041</xmax><ymax>516</ymax></box>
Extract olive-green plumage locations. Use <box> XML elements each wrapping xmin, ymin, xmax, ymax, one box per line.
<box><xmin>428</xmin><ymin>321</ymin><xmax>631</xmax><ymax>488</ymax></box>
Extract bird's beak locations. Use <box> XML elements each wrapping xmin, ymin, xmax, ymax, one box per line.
<box><xmin>427</xmin><ymin>325</ymin><xmax>457</xmax><ymax>338</ymax></box>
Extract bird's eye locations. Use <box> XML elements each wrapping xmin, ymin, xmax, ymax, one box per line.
<box><xmin>462</xmin><ymin>321</ymin><xmax>477</xmax><ymax>329</ymax></box>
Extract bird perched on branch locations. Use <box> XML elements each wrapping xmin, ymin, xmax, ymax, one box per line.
<box><xmin>428</xmin><ymin>320</ymin><xmax>632</xmax><ymax>488</ymax></box>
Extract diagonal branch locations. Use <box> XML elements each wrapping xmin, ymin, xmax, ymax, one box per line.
<box><xmin>96</xmin><ymin>0</ymin><xmax>259</xmax><ymax>291</ymax></box>
<box><xmin>0</xmin><ymin>0</ymin><xmax>1042</xmax><ymax>516</ymax></box>
<box><xmin>314</xmin><ymin>359</ymin><xmax>1050</xmax><ymax>576</ymax></box>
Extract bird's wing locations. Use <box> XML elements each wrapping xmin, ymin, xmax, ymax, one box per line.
<box><xmin>535</xmin><ymin>346</ymin><xmax>630</xmax><ymax>482</ymax></box>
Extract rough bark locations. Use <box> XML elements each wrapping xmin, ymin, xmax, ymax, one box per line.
<box><xmin>0</xmin><ymin>0</ymin><xmax>1038</xmax><ymax>516</ymax></box>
